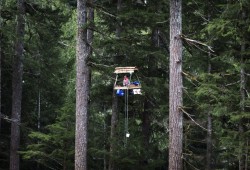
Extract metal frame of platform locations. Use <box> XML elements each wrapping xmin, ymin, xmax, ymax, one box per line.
<box><xmin>114</xmin><ymin>85</ymin><xmax>142</xmax><ymax>90</ymax></box>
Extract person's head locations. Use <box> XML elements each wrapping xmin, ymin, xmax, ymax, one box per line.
<box><xmin>124</xmin><ymin>75</ymin><xmax>128</xmax><ymax>79</ymax></box>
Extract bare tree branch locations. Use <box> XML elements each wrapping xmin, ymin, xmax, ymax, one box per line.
<box><xmin>87</xmin><ymin>2</ymin><xmax>116</xmax><ymax>18</ymax></box>
<box><xmin>245</xmin><ymin>72</ymin><xmax>250</xmax><ymax>76</ymax></box>
<box><xmin>181</xmin><ymin>34</ymin><xmax>215</xmax><ymax>53</ymax></box>
<box><xmin>182</xmin><ymin>156</ymin><xmax>200</xmax><ymax>170</ymax></box>
<box><xmin>245</xmin><ymin>88</ymin><xmax>249</xmax><ymax>98</ymax></box>
<box><xmin>182</xmin><ymin>71</ymin><xmax>199</xmax><ymax>86</ymax></box>
<box><xmin>156</xmin><ymin>20</ymin><xmax>168</xmax><ymax>24</ymax></box>
<box><xmin>225</xmin><ymin>80</ymin><xmax>240</xmax><ymax>87</ymax></box>
<box><xmin>180</xmin><ymin>107</ymin><xmax>207</xmax><ymax>131</ymax></box>
<box><xmin>88</xmin><ymin>62</ymin><xmax>115</xmax><ymax>68</ymax></box>
<box><xmin>0</xmin><ymin>113</ymin><xmax>21</xmax><ymax>125</ymax></box>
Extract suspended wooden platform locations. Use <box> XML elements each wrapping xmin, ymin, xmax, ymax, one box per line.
<box><xmin>113</xmin><ymin>66</ymin><xmax>142</xmax><ymax>95</ymax></box>
<box><xmin>114</xmin><ymin>67</ymin><xmax>138</xmax><ymax>74</ymax></box>
<box><xmin>114</xmin><ymin>84</ymin><xmax>142</xmax><ymax>90</ymax></box>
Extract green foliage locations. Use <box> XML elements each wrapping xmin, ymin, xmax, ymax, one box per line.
<box><xmin>21</xmin><ymin>102</ymin><xmax>75</xmax><ymax>169</ymax></box>
<box><xmin>1</xmin><ymin>0</ymin><xmax>250</xmax><ymax>169</ymax></box>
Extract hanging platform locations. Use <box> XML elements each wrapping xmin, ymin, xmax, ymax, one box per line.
<box><xmin>113</xmin><ymin>66</ymin><xmax>142</xmax><ymax>95</ymax></box>
<box><xmin>114</xmin><ymin>84</ymin><xmax>142</xmax><ymax>90</ymax></box>
<box><xmin>114</xmin><ymin>67</ymin><xmax>138</xmax><ymax>74</ymax></box>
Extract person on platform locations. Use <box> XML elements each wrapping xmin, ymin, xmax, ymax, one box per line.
<box><xmin>123</xmin><ymin>75</ymin><xmax>130</xmax><ymax>86</ymax></box>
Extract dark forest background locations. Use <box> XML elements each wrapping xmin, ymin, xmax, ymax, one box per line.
<box><xmin>0</xmin><ymin>0</ymin><xmax>249</xmax><ymax>169</ymax></box>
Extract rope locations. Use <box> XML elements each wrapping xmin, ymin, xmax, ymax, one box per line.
<box><xmin>124</xmin><ymin>88</ymin><xmax>129</xmax><ymax>146</ymax></box>
<box><xmin>129</xmin><ymin>72</ymin><xmax>132</xmax><ymax>82</ymax></box>
<box><xmin>114</xmin><ymin>74</ymin><xmax>118</xmax><ymax>87</ymax></box>
<box><xmin>135</xmin><ymin>74</ymin><xmax>141</xmax><ymax>85</ymax></box>
<box><xmin>123</xmin><ymin>73</ymin><xmax>133</xmax><ymax>146</ymax></box>
<box><xmin>126</xmin><ymin>88</ymin><xmax>129</xmax><ymax>133</ymax></box>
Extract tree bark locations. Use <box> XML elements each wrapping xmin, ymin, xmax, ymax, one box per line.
<box><xmin>206</xmin><ymin>9</ymin><xmax>212</xmax><ymax>168</ymax></box>
<box><xmin>87</xmin><ymin>0</ymin><xmax>94</xmax><ymax>54</ymax></box>
<box><xmin>239</xmin><ymin>46</ymin><xmax>245</xmax><ymax>170</ymax></box>
<box><xmin>239</xmin><ymin>9</ymin><xmax>246</xmax><ymax>170</ymax></box>
<box><xmin>142</xmin><ymin>97</ymin><xmax>150</xmax><ymax>147</ymax></box>
<box><xmin>109</xmin><ymin>1</ymin><xmax>122</xmax><ymax>170</ymax></box>
<box><xmin>169</xmin><ymin>0</ymin><xmax>183</xmax><ymax>170</ymax></box>
<box><xmin>109</xmin><ymin>90</ymin><xmax>118</xmax><ymax>170</ymax></box>
<box><xmin>206</xmin><ymin>112</ymin><xmax>212</xmax><ymax>170</ymax></box>
<box><xmin>239</xmin><ymin>38</ymin><xmax>245</xmax><ymax>170</ymax></box>
<box><xmin>10</xmin><ymin>0</ymin><xmax>25</xmax><ymax>169</ymax></box>
<box><xmin>141</xmin><ymin>27</ymin><xmax>159</xmax><ymax>149</ymax></box>
<box><xmin>0</xmin><ymin>0</ymin><xmax>2</xmax><ymax>133</ymax></box>
<box><xmin>75</xmin><ymin>0</ymin><xmax>90</xmax><ymax>169</ymax></box>
<box><xmin>206</xmin><ymin>69</ymin><xmax>212</xmax><ymax>170</ymax></box>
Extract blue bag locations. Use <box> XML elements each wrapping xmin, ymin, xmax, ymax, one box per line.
<box><xmin>116</xmin><ymin>89</ymin><xmax>124</xmax><ymax>96</ymax></box>
<box><xmin>132</xmin><ymin>81</ymin><xmax>140</xmax><ymax>86</ymax></box>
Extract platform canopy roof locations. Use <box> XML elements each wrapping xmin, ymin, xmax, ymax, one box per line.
<box><xmin>114</xmin><ymin>67</ymin><xmax>138</xmax><ymax>74</ymax></box>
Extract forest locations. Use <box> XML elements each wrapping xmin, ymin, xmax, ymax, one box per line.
<box><xmin>0</xmin><ymin>0</ymin><xmax>250</xmax><ymax>170</ymax></box>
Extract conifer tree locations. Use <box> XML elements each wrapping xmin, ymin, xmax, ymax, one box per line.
<box><xmin>75</xmin><ymin>0</ymin><xmax>90</xmax><ymax>169</ymax></box>
<box><xmin>109</xmin><ymin>1</ymin><xmax>122</xmax><ymax>170</ymax></box>
<box><xmin>205</xmin><ymin>2</ymin><xmax>213</xmax><ymax>169</ymax></box>
<box><xmin>200</xmin><ymin>0</ymin><xmax>250</xmax><ymax>168</ymax></box>
<box><xmin>0</xmin><ymin>0</ymin><xmax>2</xmax><ymax>133</ymax></box>
<box><xmin>239</xmin><ymin>8</ymin><xmax>247</xmax><ymax>170</ymax></box>
<box><xmin>10</xmin><ymin>0</ymin><xmax>25</xmax><ymax>169</ymax></box>
<box><xmin>169</xmin><ymin>0</ymin><xmax>183</xmax><ymax>169</ymax></box>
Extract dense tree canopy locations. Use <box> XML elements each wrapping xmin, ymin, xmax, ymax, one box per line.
<box><xmin>0</xmin><ymin>0</ymin><xmax>249</xmax><ymax>169</ymax></box>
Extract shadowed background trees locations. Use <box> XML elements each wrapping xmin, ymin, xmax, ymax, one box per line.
<box><xmin>0</xmin><ymin>0</ymin><xmax>249</xmax><ymax>169</ymax></box>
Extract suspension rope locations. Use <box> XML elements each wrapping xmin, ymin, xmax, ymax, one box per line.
<box><xmin>129</xmin><ymin>72</ymin><xmax>132</xmax><ymax>82</ymax></box>
<box><xmin>124</xmin><ymin>88</ymin><xmax>129</xmax><ymax>146</ymax></box>
<box><xmin>124</xmin><ymin>73</ymin><xmax>132</xmax><ymax>146</ymax></box>
<box><xmin>114</xmin><ymin>74</ymin><xmax>118</xmax><ymax>87</ymax></box>
<box><xmin>124</xmin><ymin>89</ymin><xmax>127</xmax><ymax>145</ymax></box>
<box><xmin>135</xmin><ymin>74</ymin><xmax>141</xmax><ymax>84</ymax></box>
<box><xmin>126</xmin><ymin>88</ymin><xmax>129</xmax><ymax>133</ymax></box>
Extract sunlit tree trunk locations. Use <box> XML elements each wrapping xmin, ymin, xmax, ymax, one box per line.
<box><xmin>75</xmin><ymin>0</ymin><xmax>90</xmax><ymax>169</ymax></box>
<box><xmin>10</xmin><ymin>0</ymin><xmax>25</xmax><ymax>169</ymax></box>
<box><xmin>169</xmin><ymin>0</ymin><xmax>183</xmax><ymax>169</ymax></box>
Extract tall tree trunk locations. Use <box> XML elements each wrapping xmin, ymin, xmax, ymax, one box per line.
<box><xmin>142</xmin><ymin>97</ymin><xmax>150</xmax><ymax>147</ymax></box>
<box><xmin>239</xmin><ymin>41</ymin><xmax>246</xmax><ymax>170</ymax></box>
<box><xmin>239</xmin><ymin>9</ymin><xmax>246</xmax><ymax>170</ymax></box>
<box><xmin>75</xmin><ymin>0</ymin><xmax>90</xmax><ymax>169</ymax></box>
<box><xmin>109</xmin><ymin>1</ymin><xmax>121</xmax><ymax>170</ymax></box>
<box><xmin>115</xmin><ymin>0</ymin><xmax>122</xmax><ymax>38</ymax></box>
<box><xmin>206</xmin><ymin>6</ymin><xmax>212</xmax><ymax>168</ymax></box>
<box><xmin>206</xmin><ymin>109</ymin><xmax>212</xmax><ymax>170</ymax></box>
<box><xmin>36</xmin><ymin>89</ymin><xmax>41</xmax><ymax>170</ymax></box>
<box><xmin>245</xmin><ymin>139</ymin><xmax>249</xmax><ymax>170</ymax></box>
<box><xmin>142</xmin><ymin>27</ymin><xmax>159</xmax><ymax>150</ymax></box>
<box><xmin>109</xmin><ymin>90</ymin><xmax>118</xmax><ymax>170</ymax></box>
<box><xmin>87</xmin><ymin>0</ymin><xmax>94</xmax><ymax>94</ymax></box>
<box><xmin>87</xmin><ymin>0</ymin><xmax>94</xmax><ymax>54</ymax></box>
<box><xmin>0</xmin><ymin>0</ymin><xmax>2</xmax><ymax>133</ymax></box>
<box><xmin>239</xmin><ymin>45</ymin><xmax>245</xmax><ymax>170</ymax></box>
<box><xmin>10</xmin><ymin>0</ymin><xmax>25</xmax><ymax>169</ymax></box>
<box><xmin>169</xmin><ymin>0</ymin><xmax>183</xmax><ymax>169</ymax></box>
